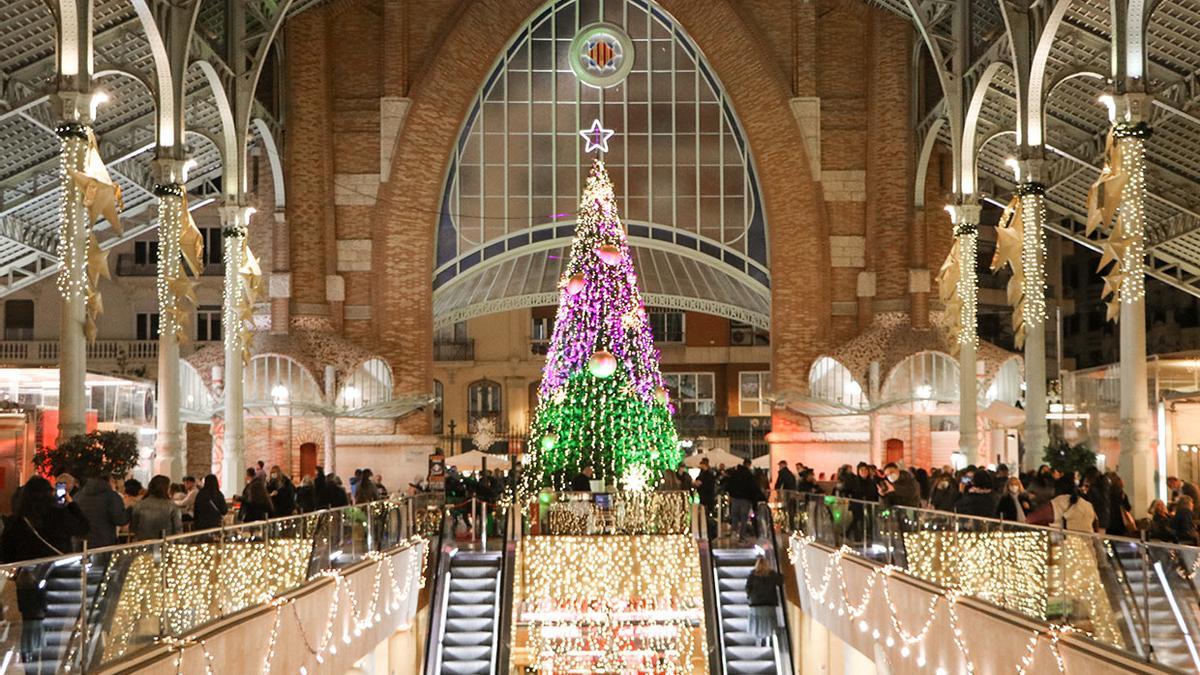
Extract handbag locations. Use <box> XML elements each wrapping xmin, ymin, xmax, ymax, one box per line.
<box><xmin>1121</xmin><ymin>508</ymin><xmax>1137</xmax><ymax>533</ymax></box>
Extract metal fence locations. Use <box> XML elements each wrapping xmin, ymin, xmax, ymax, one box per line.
<box><xmin>0</xmin><ymin>495</ymin><xmax>439</xmax><ymax>674</ymax></box>
<box><xmin>779</xmin><ymin>490</ymin><xmax>1200</xmax><ymax>671</ymax></box>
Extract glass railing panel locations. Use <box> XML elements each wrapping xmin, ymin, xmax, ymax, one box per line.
<box><xmin>86</xmin><ymin>542</ymin><xmax>162</xmax><ymax>671</ymax></box>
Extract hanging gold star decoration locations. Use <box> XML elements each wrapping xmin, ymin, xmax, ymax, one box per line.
<box><xmin>70</xmin><ymin>129</ymin><xmax>124</xmax><ymax>234</ymax></box>
<box><xmin>67</xmin><ymin>129</ymin><xmax>123</xmax><ymax>342</ymax></box>
<box><xmin>936</xmin><ymin>239</ymin><xmax>963</xmax><ymax>354</ymax></box>
<box><xmin>235</xmin><ymin>238</ymin><xmax>264</xmax><ymax>365</ymax></box>
<box><xmin>990</xmin><ymin>196</ymin><xmax>1028</xmax><ymax>347</ymax></box>
<box><xmin>1090</xmin><ymin>124</ymin><xmax>1152</xmax><ymax>322</ymax></box>
<box><xmin>1085</xmin><ymin>130</ymin><xmax>1125</xmax><ymax>238</ymax></box>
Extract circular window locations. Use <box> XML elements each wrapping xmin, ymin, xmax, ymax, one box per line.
<box><xmin>569</xmin><ymin>23</ymin><xmax>635</xmax><ymax>88</ymax></box>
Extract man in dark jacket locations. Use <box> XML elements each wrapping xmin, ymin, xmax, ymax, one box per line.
<box><xmin>726</xmin><ymin>460</ymin><xmax>766</xmax><ymax>540</ymax></box>
<box><xmin>774</xmin><ymin>461</ymin><xmax>797</xmax><ymax>492</ymax></box>
<box><xmin>74</xmin><ymin>475</ymin><xmax>129</xmax><ymax>548</ymax></box>
<box><xmin>569</xmin><ymin>465</ymin><xmax>595</xmax><ymax>492</ymax></box>
<box><xmin>879</xmin><ymin>463</ymin><xmax>920</xmax><ymax>508</ymax></box>
<box><xmin>953</xmin><ymin>470</ymin><xmax>999</xmax><ymax>517</ymax></box>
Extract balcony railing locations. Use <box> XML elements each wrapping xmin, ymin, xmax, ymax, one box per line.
<box><xmin>433</xmin><ymin>339</ymin><xmax>475</xmax><ymax>361</ymax></box>
<box><xmin>115</xmin><ymin>253</ymin><xmax>223</xmax><ymax>276</ymax></box>
<box><xmin>0</xmin><ymin>339</ymin><xmax>222</xmax><ymax>365</ymax></box>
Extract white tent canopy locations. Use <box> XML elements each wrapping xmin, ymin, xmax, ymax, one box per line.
<box><xmin>446</xmin><ymin>450</ymin><xmax>511</xmax><ymax>472</ymax></box>
<box><xmin>683</xmin><ymin>449</ymin><xmax>743</xmax><ymax>469</ymax></box>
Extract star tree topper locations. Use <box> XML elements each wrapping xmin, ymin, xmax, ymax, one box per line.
<box><xmin>579</xmin><ymin>118</ymin><xmax>614</xmax><ymax>154</ymax></box>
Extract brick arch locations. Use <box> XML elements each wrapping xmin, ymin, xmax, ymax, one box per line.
<box><xmin>371</xmin><ymin>0</ymin><xmax>830</xmax><ymax>408</ymax></box>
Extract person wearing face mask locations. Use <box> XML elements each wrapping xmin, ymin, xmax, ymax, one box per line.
<box><xmin>929</xmin><ymin>472</ymin><xmax>960</xmax><ymax>511</ymax></box>
<box><xmin>952</xmin><ymin>470</ymin><xmax>998</xmax><ymax>517</ymax></box>
<box><xmin>878</xmin><ymin>463</ymin><xmax>920</xmax><ymax>508</ymax></box>
<box><xmin>996</xmin><ymin>476</ymin><xmax>1032</xmax><ymax>522</ymax></box>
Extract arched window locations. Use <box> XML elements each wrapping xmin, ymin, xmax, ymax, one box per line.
<box><xmin>468</xmin><ymin>380</ymin><xmax>503</xmax><ymax>427</ymax></box>
<box><xmin>808</xmin><ymin>356</ymin><xmax>868</xmax><ymax>410</ymax></box>
<box><xmin>880</xmin><ymin>352</ymin><xmax>960</xmax><ymax>404</ymax></box>
<box><xmin>433</xmin><ymin>0</ymin><xmax>770</xmax><ymax>330</ymax></box>
<box><xmin>337</xmin><ymin>358</ymin><xmax>393</xmax><ymax>410</ymax></box>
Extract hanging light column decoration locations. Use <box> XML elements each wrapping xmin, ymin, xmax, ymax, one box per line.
<box><xmin>1018</xmin><ymin>185</ymin><xmax>1048</xmax><ymax>339</ymax></box>
<box><xmin>222</xmin><ymin>223</ymin><xmax>264</xmax><ymax>366</ymax></box>
<box><xmin>155</xmin><ymin>182</ymin><xmax>204</xmax><ymax>340</ymax></box>
<box><xmin>1087</xmin><ymin>124</ymin><xmax>1149</xmax><ymax>320</ymax></box>
<box><xmin>523</xmin><ymin>158</ymin><xmax>681</xmax><ymax>494</ymax></box>
<box><xmin>937</xmin><ymin>211</ymin><xmax>979</xmax><ymax>354</ymax></box>
<box><xmin>57</xmin><ymin>125</ymin><xmax>123</xmax><ymax>340</ymax></box>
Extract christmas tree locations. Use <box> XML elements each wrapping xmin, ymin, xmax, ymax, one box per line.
<box><xmin>523</xmin><ymin>156</ymin><xmax>682</xmax><ymax>493</ymax></box>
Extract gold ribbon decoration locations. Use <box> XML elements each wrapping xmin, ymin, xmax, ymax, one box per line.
<box><xmin>990</xmin><ymin>196</ymin><xmax>1028</xmax><ymax>347</ymax></box>
<box><xmin>936</xmin><ymin>239</ymin><xmax>963</xmax><ymax>354</ymax></box>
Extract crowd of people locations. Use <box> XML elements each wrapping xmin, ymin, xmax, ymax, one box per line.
<box><xmin>772</xmin><ymin>459</ymin><xmax>1200</xmax><ymax>543</ymax></box>
<box><xmin>0</xmin><ymin>461</ymin><xmax>399</xmax><ymax>564</ymax></box>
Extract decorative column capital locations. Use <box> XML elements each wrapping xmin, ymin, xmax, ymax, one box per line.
<box><xmin>946</xmin><ymin>202</ymin><xmax>981</xmax><ymax>234</ymax></box>
<box><xmin>153</xmin><ymin>158</ymin><xmax>192</xmax><ymax>186</ymax></box>
<box><xmin>52</xmin><ymin>91</ymin><xmax>98</xmax><ymax>126</ymax></box>
<box><xmin>1106</xmin><ymin>92</ymin><xmax>1154</xmax><ymax>127</ymax></box>
<box><xmin>219</xmin><ymin>202</ymin><xmax>254</xmax><ymax>237</ymax></box>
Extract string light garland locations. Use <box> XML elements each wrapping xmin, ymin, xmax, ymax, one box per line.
<box><xmin>154</xmin><ymin>182</ymin><xmax>204</xmax><ymax>340</ymax></box>
<box><xmin>1018</xmin><ymin>183</ymin><xmax>1048</xmax><ymax>333</ymax></box>
<box><xmin>1087</xmin><ymin>123</ymin><xmax>1150</xmax><ymax>319</ymax></box>
<box><xmin>222</xmin><ymin>222</ymin><xmax>264</xmax><ymax>365</ymax></box>
<box><xmin>788</xmin><ymin>534</ymin><xmax>1084</xmax><ymax>674</ymax></box>
<box><xmin>523</xmin><ymin>159</ymin><xmax>681</xmax><ymax>494</ymax></box>
<box><xmin>154</xmin><ymin>536</ymin><xmax>428</xmax><ymax>674</ymax></box>
<box><xmin>518</xmin><ymin>535</ymin><xmax>706</xmax><ymax>672</ymax></box>
<box><xmin>55</xmin><ymin>124</ymin><xmax>90</xmax><ymax>302</ymax></box>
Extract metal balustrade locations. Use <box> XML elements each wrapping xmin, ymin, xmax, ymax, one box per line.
<box><xmin>778</xmin><ymin>490</ymin><xmax>1200</xmax><ymax>672</ymax></box>
<box><xmin>0</xmin><ymin>494</ymin><xmax>443</xmax><ymax>674</ymax></box>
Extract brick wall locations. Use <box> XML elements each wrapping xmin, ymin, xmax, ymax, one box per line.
<box><xmin>281</xmin><ymin>0</ymin><xmax>919</xmax><ymax>440</ymax></box>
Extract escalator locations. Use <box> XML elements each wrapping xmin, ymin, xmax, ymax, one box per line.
<box><xmin>1110</xmin><ymin>541</ymin><xmax>1200</xmax><ymax>671</ymax></box>
<box><xmin>424</xmin><ymin>507</ymin><xmax>513</xmax><ymax>675</ymax></box>
<box><xmin>707</xmin><ymin>503</ymin><xmax>795</xmax><ymax>675</ymax></box>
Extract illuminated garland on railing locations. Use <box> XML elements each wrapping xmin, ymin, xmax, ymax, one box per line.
<box><xmin>789</xmin><ymin>534</ymin><xmax>1073</xmax><ymax>674</ymax></box>
<box><xmin>151</xmin><ymin>536</ymin><xmax>427</xmax><ymax>675</ymax></box>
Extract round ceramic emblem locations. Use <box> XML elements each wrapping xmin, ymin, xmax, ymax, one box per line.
<box><xmin>570</xmin><ymin>23</ymin><xmax>635</xmax><ymax>88</ymax></box>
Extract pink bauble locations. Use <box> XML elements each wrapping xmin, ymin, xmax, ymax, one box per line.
<box><xmin>566</xmin><ymin>274</ymin><xmax>586</xmax><ymax>295</ymax></box>
<box><xmin>596</xmin><ymin>245</ymin><xmax>622</xmax><ymax>266</ymax></box>
<box><xmin>588</xmin><ymin>350</ymin><xmax>618</xmax><ymax>378</ymax></box>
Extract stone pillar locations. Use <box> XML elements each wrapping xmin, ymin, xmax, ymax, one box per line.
<box><xmin>948</xmin><ymin>203</ymin><xmax>982</xmax><ymax>464</ymax></box>
<box><xmin>1113</xmin><ymin>95</ymin><xmax>1155</xmax><ymax>508</ymax></box>
<box><xmin>54</xmin><ymin>95</ymin><xmax>94</xmax><ymax>441</ymax></box>
<box><xmin>324</xmin><ymin>365</ymin><xmax>337</xmax><ymax>475</ymax></box>
<box><xmin>856</xmin><ymin>272</ymin><xmax>876</xmax><ymax>332</ymax></box>
<box><xmin>152</xmin><ymin>161</ymin><xmax>190</xmax><ymax>479</ymax></box>
<box><xmin>220</xmin><ymin>204</ymin><xmax>253</xmax><ymax>492</ymax></box>
<box><xmin>270</xmin><ymin>209</ymin><xmax>290</xmax><ymax>334</ymax></box>
<box><xmin>1017</xmin><ymin>165</ymin><xmax>1049</xmax><ymax>470</ymax></box>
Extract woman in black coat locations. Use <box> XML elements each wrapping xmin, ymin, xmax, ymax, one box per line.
<box><xmin>192</xmin><ymin>475</ymin><xmax>229</xmax><ymax>530</ymax></box>
<box><xmin>1</xmin><ymin>476</ymin><xmax>89</xmax><ymax>666</ymax></box>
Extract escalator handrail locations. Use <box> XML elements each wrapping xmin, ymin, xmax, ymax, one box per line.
<box><xmin>696</xmin><ymin>506</ymin><xmax>727</xmax><ymax>675</ymax></box>
<box><xmin>495</xmin><ymin>507</ymin><xmax>517</xmax><ymax>675</ymax></box>
<box><xmin>756</xmin><ymin>501</ymin><xmax>797</xmax><ymax>675</ymax></box>
<box><xmin>421</xmin><ymin>512</ymin><xmax>454</xmax><ymax>675</ymax></box>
